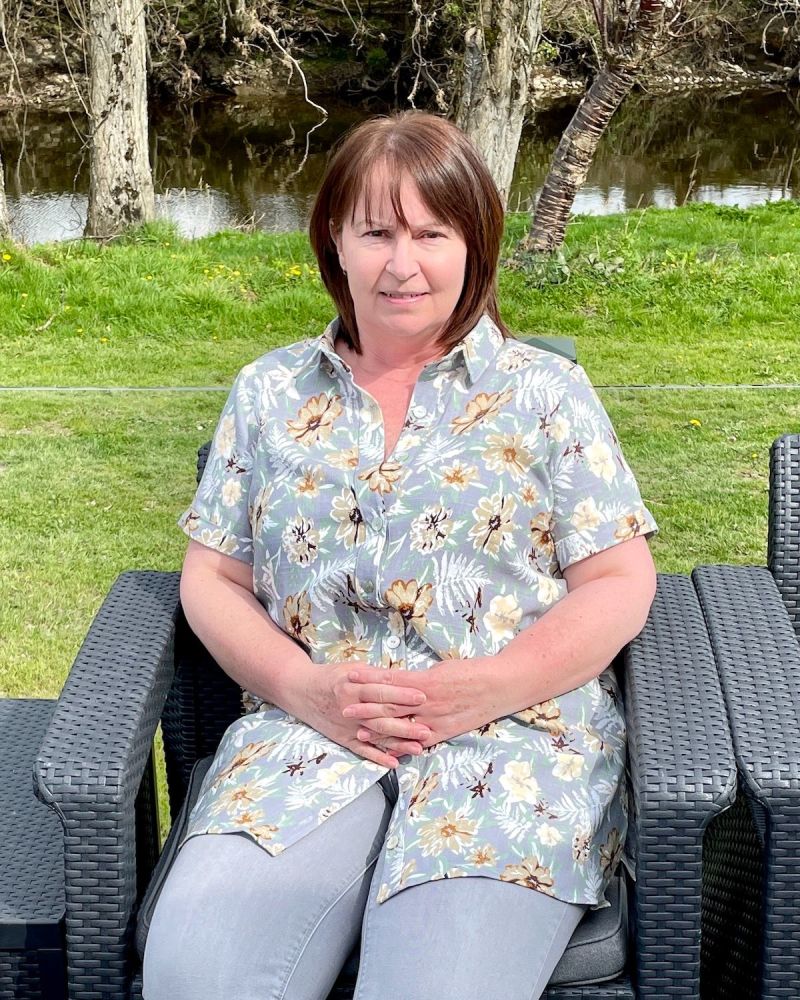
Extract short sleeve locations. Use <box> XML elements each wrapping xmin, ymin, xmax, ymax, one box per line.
<box><xmin>547</xmin><ymin>364</ymin><xmax>658</xmax><ymax>571</ymax></box>
<box><xmin>177</xmin><ymin>366</ymin><xmax>260</xmax><ymax>564</ymax></box>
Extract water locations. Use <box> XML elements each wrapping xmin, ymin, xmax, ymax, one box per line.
<box><xmin>0</xmin><ymin>88</ymin><xmax>797</xmax><ymax>244</ymax></box>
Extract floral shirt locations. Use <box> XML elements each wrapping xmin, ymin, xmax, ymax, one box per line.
<box><xmin>176</xmin><ymin>313</ymin><xmax>658</xmax><ymax>909</ymax></box>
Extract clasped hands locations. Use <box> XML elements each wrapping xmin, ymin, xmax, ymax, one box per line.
<box><xmin>340</xmin><ymin>655</ymin><xmax>499</xmax><ymax>766</ymax></box>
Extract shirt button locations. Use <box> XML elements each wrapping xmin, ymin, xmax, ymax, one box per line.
<box><xmin>362</xmin><ymin>580</ymin><xmax>374</xmax><ymax>593</ymax></box>
<box><xmin>411</xmin><ymin>404</ymin><xmax>427</xmax><ymax>418</ymax></box>
<box><xmin>385</xmin><ymin>635</ymin><xmax>401</xmax><ymax>650</ymax></box>
<box><xmin>386</xmin><ymin>835</ymin><xmax>399</xmax><ymax>849</ymax></box>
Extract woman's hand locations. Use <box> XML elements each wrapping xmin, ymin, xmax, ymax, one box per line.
<box><xmin>342</xmin><ymin>657</ymin><xmax>502</xmax><ymax>749</ymax></box>
<box><xmin>301</xmin><ymin>661</ymin><xmax>433</xmax><ymax>768</ymax></box>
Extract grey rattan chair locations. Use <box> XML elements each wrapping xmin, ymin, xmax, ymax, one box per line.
<box><xmin>692</xmin><ymin>433</ymin><xmax>800</xmax><ymax>1000</ymax></box>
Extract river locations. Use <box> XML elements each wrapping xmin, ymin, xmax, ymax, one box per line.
<box><xmin>0</xmin><ymin>88</ymin><xmax>797</xmax><ymax>244</ymax></box>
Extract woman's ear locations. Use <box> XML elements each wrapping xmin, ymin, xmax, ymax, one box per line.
<box><xmin>329</xmin><ymin>219</ymin><xmax>342</xmax><ymax>254</ymax></box>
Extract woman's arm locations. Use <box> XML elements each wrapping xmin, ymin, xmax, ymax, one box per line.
<box><xmin>487</xmin><ymin>534</ymin><xmax>657</xmax><ymax>718</ymax></box>
<box><xmin>346</xmin><ymin>535</ymin><xmax>658</xmax><ymax>746</ymax></box>
<box><xmin>178</xmin><ymin>540</ymin><xmax>315</xmax><ymax>713</ymax></box>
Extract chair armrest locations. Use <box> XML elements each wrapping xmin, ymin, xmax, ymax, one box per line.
<box><xmin>624</xmin><ymin>573</ymin><xmax>737</xmax><ymax>999</ymax></box>
<box><xmin>33</xmin><ymin>569</ymin><xmax>181</xmax><ymax>1000</ymax></box>
<box><xmin>693</xmin><ymin>563</ymin><xmax>800</xmax><ymax>1000</ymax></box>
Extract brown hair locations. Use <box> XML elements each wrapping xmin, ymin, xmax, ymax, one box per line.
<box><xmin>308</xmin><ymin>110</ymin><xmax>510</xmax><ymax>355</ymax></box>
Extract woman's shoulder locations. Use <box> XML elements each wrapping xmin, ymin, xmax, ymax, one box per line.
<box><xmin>494</xmin><ymin>335</ymin><xmax>589</xmax><ymax>388</ymax></box>
<box><xmin>234</xmin><ymin>334</ymin><xmax>324</xmax><ymax>385</ymax></box>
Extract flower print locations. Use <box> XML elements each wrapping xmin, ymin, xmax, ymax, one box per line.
<box><xmin>450</xmin><ymin>388</ymin><xmax>514</xmax><ymax>436</ymax></box>
<box><xmin>315</xmin><ymin>761</ymin><xmax>358</xmax><ymax>789</ymax></box>
<box><xmin>218</xmin><ymin>783</ymin><xmax>259</xmax><ymax>812</ymax></box>
<box><xmin>410</xmin><ymin>505</ymin><xmax>453</xmax><ymax>552</ymax></box>
<box><xmin>497</xmin><ymin>346</ymin><xmax>533</xmax><ymax>373</ymax></box>
<box><xmin>408</xmin><ymin>773</ymin><xmax>440</xmax><ymax>818</ymax></box>
<box><xmin>197</xmin><ymin>528</ymin><xmax>238</xmax><ymax>554</ymax></box>
<box><xmin>585</xmin><ymin>436</ymin><xmax>616</xmax><ymax>484</ymax></box>
<box><xmin>222</xmin><ymin>478</ymin><xmax>243</xmax><ymax>507</ymax></box>
<box><xmin>183</xmin><ymin>509</ymin><xmax>201</xmax><ymax>532</ymax></box>
<box><xmin>358</xmin><ymin>460</ymin><xmax>403</xmax><ymax>495</ymax></box>
<box><xmin>376</xmin><ymin>883</ymin><xmax>391</xmax><ymax>903</ymax></box>
<box><xmin>520</xmin><ymin>484</ymin><xmax>539</xmax><ymax>505</ymax></box>
<box><xmin>247</xmin><ymin>822</ymin><xmax>281</xmax><ymax>843</ymax></box>
<box><xmin>614</xmin><ymin>508</ymin><xmax>648</xmax><ymax>541</ymax></box>
<box><xmin>216</xmin><ymin>413</ymin><xmax>236</xmax><ymax>455</ymax></box>
<box><xmin>573</xmin><ymin>829</ymin><xmax>592</xmax><ymax>863</ymax></box>
<box><xmin>537</xmin><ymin>824</ymin><xmax>563</xmax><ymax>846</ymax></box>
<box><xmin>418</xmin><ymin>811</ymin><xmax>478</xmax><ymax>856</ymax></box>
<box><xmin>468</xmin><ymin>492</ymin><xmax>517</xmax><ymax>556</ymax></box>
<box><xmin>577</xmin><ymin>723</ymin><xmax>605</xmax><ymax>754</ymax></box>
<box><xmin>529</xmin><ymin>511</ymin><xmax>556</xmax><ymax>559</ymax></box>
<box><xmin>571</xmin><ymin>497</ymin><xmax>602</xmax><ymax>532</ymax></box>
<box><xmin>286</xmin><ymin>392</ymin><xmax>343</xmax><ymax>447</ymax></box>
<box><xmin>328</xmin><ymin>447</ymin><xmax>360</xmax><ymax>470</ymax></box>
<box><xmin>482</xmin><ymin>433</ymin><xmax>533</xmax><ymax>481</ymax></box>
<box><xmin>499</xmin><ymin>857</ymin><xmax>555</xmax><ymax>894</ymax></box>
<box><xmin>399</xmin><ymin>860</ymin><xmax>417</xmax><ymax>887</ymax></box>
<box><xmin>282</xmin><ymin>515</ymin><xmax>319</xmax><ymax>565</ymax></box>
<box><xmin>384</xmin><ymin>579</ymin><xmax>434</xmax><ymax>636</ymax></box>
<box><xmin>484</xmin><ymin>593</ymin><xmax>522</xmax><ymax>642</ymax></box>
<box><xmin>296</xmin><ymin>467</ymin><xmax>324</xmax><ymax>497</ymax></box>
<box><xmin>210</xmin><ymin>740</ymin><xmax>278</xmax><ymax>791</ymax></box>
<box><xmin>515</xmin><ymin>700</ymin><xmax>569</xmax><ymax>736</ymax></box>
<box><xmin>600</xmin><ymin>827</ymin><xmax>623</xmax><ymax>873</ymax></box>
<box><xmin>550</xmin><ymin>413</ymin><xmax>570</xmax><ymax>442</ymax></box>
<box><xmin>324</xmin><ymin>631</ymin><xmax>372</xmax><ymax>662</ymax></box>
<box><xmin>249</xmin><ymin>484</ymin><xmax>273</xmax><ymax>536</ymax></box>
<box><xmin>553</xmin><ymin>752</ymin><xmax>585</xmax><ymax>781</ymax></box>
<box><xmin>282</xmin><ymin>592</ymin><xmax>317</xmax><ymax>647</ymax></box>
<box><xmin>499</xmin><ymin>760</ymin><xmax>541</xmax><ymax>804</ymax></box>
<box><xmin>331</xmin><ymin>488</ymin><xmax>366</xmax><ymax>548</ymax></box>
<box><xmin>441</xmin><ymin>461</ymin><xmax>479</xmax><ymax>490</ymax></box>
<box><xmin>537</xmin><ymin>576</ymin><xmax>562</xmax><ymax>606</ymax></box>
<box><xmin>470</xmin><ymin>844</ymin><xmax>498</xmax><ymax>866</ymax></box>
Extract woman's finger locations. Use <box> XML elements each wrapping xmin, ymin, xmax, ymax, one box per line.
<box><xmin>358</xmin><ymin>735</ymin><xmax>424</xmax><ymax>755</ymax></box>
<box><xmin>356</xmin><ymin>717</ymin><xmax>431</xmax><ymax>740</ymax></box>
<box><xmin>350</xmin><ymin>682</ymin><xmax>426</xmax><ymax>706</ymax></box>
<box><xmin>343</xmin><ymin>701</ymin><xmax>424</xmax><ymax>720</ymax></box>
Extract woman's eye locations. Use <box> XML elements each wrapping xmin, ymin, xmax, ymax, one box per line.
<box><xmin>424</xmin><ymin>232</ymin><xmax>444</xmax><ymax>239</ymax></box>
<box><xmin>364</xmin><ymin>230</ymin><xmax>386</xmax><ymax>238</ymax></box>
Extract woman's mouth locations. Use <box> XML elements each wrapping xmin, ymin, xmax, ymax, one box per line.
<box><xmin>380</xmin><ymin>292</ymin><xmax>428</xmax><ymax>303</ymax></box>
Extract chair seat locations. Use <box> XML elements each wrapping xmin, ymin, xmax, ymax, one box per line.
<box><xmin>136</xmin><ymin>756</ymin><xmax>627</xmax><ymax>988</ymax></box>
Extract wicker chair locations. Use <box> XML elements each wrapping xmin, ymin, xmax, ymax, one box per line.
<box><xmin>32</xmin><ymin>340</ymin><xmax>742</xmax><ymax>999</ymax></box>
<box><xmin>692</xmin><ymin>433</ymin><xmax>800</xmax><ymax>1000</ymax></box>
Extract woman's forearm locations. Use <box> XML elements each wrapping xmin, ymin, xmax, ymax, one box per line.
<box><xmin>179</xmin><ymin>566</ymin><xmax>315</xmax><ymax>716</ymax></box>
<box><xmin>484</xmin><ymin>574</ymin><xmax>655</xmax><ymax>718</ymax></box>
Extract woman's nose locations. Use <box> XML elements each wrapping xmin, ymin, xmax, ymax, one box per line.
<box><xmin>385</xmin><ymin>234</ymin><xmax>419</xmax><ymax>280</ymax></box>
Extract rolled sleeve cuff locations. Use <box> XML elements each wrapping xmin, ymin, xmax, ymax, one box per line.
<box><xmin>555</xmin><ymin>508</ymin><xmax>658</xmax><ymax>571</ymax></box>
<box><xmin>177</xmin><ymin>507</ymin><xmax>254</xmax><ymax>563</ymax></box>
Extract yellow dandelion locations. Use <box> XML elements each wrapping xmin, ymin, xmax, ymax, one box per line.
<box><xmin>20</xmin><ymin>292</ymin><xmax>28</xmax><ymax>298</ymax></box>
<box><xmin>145</xmin><ymin>274</ymin><xmax>153</xmax><ymax>281</ymax></box>
<box><xmin>2</xmin><ymin>253</ymin><xmax>11</xmax><ymax>261</ymax></box>
<box><xmin>689</xmin><ymin>419</ymin><xmax>701</xmax><ymax>428</ymax></box>
<box><xmin>100</xmin><ymin>337</ymin><xmax>109</xmax><ymax>344</ymax></box>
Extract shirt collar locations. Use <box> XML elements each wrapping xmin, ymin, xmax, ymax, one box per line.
<box><xmin>314</xmin><ymin>313</ymin><xmax>504</xmax><ymax>386</ymax></box>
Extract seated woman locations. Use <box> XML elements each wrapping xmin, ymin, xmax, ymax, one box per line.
<box><xmin>143</xmin><ymin>110</ymin><xmax>658</xmax><ymax>1000</ymax></box>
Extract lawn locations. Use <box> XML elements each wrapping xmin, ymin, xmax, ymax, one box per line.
<box><xmin>2</xmin><ymin>199</ymin><xmax>798</xmax><ymax>841</ymax></box>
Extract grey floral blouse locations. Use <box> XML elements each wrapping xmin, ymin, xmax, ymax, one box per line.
<box><xmin>176</xmin><ymin>312</ymin><xmax>658</xmax><ymax>910</ymax></box>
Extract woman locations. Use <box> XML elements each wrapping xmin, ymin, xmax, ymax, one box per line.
<box><xmin>143</xmin><ymin>110</ymin><xmax>658</xmax><ymax>1000</ymax></box>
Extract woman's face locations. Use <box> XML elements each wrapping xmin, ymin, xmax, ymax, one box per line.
<box><xmin>331</xmin><ymin>167</ymin><xmax>468</xmax><ymax>350</ymax></box>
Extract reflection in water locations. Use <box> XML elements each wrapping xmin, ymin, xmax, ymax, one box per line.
<box><xmin>0</xmin><ymin>90</ymin><xmax>797</xmax><ymax>245</ymax></box>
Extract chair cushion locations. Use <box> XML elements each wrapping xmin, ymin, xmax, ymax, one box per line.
<box><xmin>136</xmin><ymin>756</ymin><xmax>627</xmax><ymax>986</ymax></box>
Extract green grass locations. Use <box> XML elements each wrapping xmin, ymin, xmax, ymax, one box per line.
<box><xmin>2</xmin><ymin>200</ymin><xmax>799</xmax><ymax>843</ymax></box>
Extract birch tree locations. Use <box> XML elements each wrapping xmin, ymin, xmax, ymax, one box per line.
<box><xmin>85</xmin><ymin>0</ymin><xmax>155</xmax><ymax>237</ymax></box>
<box><xmin>455</xmin><ymin>0</ymin><xmax>543</xmax><ymax>207</ymax></box>
<box><xmin>523</xmin><ymin>0</ymin><xmax>668</xmax><ymax>252</ymax></box>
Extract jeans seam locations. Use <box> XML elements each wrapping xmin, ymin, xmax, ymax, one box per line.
<box><xmin>525</xmin><ymin>902</ymin><xmax>585</xmax><ymax>1000</ymax></box>
<box><xmin>275</xmin><ymin>850</ymin><xmax>383</xmax><ymax>1000</ymax></box>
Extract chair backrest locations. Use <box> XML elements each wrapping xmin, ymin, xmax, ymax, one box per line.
<box><xmin>768</xmin><ymin>433</ymin><xmax>800</xmax><ymax>638</ymax></box>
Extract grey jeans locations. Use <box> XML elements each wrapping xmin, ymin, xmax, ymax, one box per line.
<box><xmin>143</xmin><ymin>769</ymin><xmax>587</xmax><ymax>1000</ymax></box>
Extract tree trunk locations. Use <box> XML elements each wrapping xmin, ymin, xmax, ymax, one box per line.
<box><xmin>524</xmin><ymin>62</ymin><xmax>638</xmax><ymax>252</ymax></box>
<box><xmin>455</xmin><ymin>0</ymin><xmax>543</xmax><ymax>207</ymax></box>
<box><xmin>0</xmin><ymin>154</ymin><xmax>10</xmax><ymax>240</ymax></box>
<box><xmin>85</xmin><ymin>0</ymin><xmax>155</xmax><ymax>238</ymax></box>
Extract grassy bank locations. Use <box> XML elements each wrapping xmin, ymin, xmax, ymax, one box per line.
<box><xmin>2</xmin><ymin>201</ymin><xmax>798</xmax><ymax>840</ymax></box>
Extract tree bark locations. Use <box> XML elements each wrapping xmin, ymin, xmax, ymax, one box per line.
<box><xmin>85</xmin><ymin>0</ymin><xmax>155</xmax><ymax>238</ymax></box>
<box><xmin>0</xmin><ymin>154</ymin><xmax>10</xmax><ymax>240</ymax></box>
<box><xmin>524</xmin><ymin>62</ymin><xmax>639</xmax><ymax>252</ymax></box>
<box><xmin>525</xmin><ymin>0</ymin><xmax>666</xmax><ymax>252</ymax></box>
<box><xmin>455</xmin><ymin>0</ymin><xmax>543</xmax><ymax>207</ymax></box>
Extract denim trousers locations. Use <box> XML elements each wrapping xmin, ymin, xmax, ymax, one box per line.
<box><xmin>143</xmin><ymin>768</ymin><xmax>588</xmax><ymax>1000</ymax></box>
